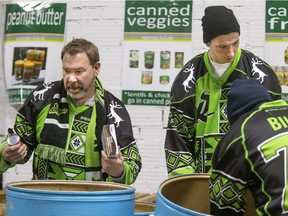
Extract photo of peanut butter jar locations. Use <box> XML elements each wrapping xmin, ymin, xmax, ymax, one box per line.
<box><xmin>12</xmin><ymin>47</ymin><xmax>47</xmax><ymax>85</ymax></box>
<box><xmin>23</xmin><ymin>60</ymin><xmax>34</xmax><ymax>82</ymax></box>
<box><xmin>32</xmin><ymin>61</ymin><xmax>43</xmax><ymax>79</ymax></box>
<box><xmin>14</xmin><ymin>60</ymin><xmax>24</xmax><ymax>81</ymax></box>
<box><xmin>26</xmin><ymin>49</ymin><xmax>46</xmax><ymax>61</ymax></box>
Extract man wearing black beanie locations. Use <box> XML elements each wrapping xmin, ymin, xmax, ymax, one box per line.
<box><xmin>164</xmin><ymin>5</ymin><xmax>282</xmax><ymax>177</ymax></box>
<box><xmin>210</xmin><ymin>79</ymin><xmax>288</xmax><ymax>215</ymax></box>
<box><xmin>202</xmin><ymin>6</ymin><xmax>240</xmax><ymax>44</ymax></box>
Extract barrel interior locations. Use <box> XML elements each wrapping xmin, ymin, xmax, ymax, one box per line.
<box><xmin>159</xmin><ymin>174</ymin><xmax>257</xmax><ymax>216</ymax></box>
<box><xmin>0</xmin><ymin>189</ymin><xmax>5</xmax><ymax>216</ymax></box>
<box><xmin>160</xmin><ymin>174</ymin><xmax>210</xmax><ymax>214</ymax></box>
<box><xmin>8</xmin><ymin>180</ymin><xmax>131</xmax><ymax>192</ymax></box>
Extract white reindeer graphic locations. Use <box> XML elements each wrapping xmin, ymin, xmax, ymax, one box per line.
<box><xmin>251</xmin><ymin>58</ymin><xmax>267</xmax><ymax>83</ymax></box>
<box><xmin>33</xmin><ymin>83</ymin><xmax>54</xmax><ymax>101</ymax></box>
<box><xmin>182</xmin><ymin>64</ymin><xmax>196</xmax><ymax>92</ymax></box>
<box><xmin>108</xmin><ymin>101</ymin><xmax>123</xmax><ymax>127</ymax></box>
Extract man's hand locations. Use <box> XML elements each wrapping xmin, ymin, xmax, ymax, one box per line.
<box><xmin>101</xmin><ymin>146</ymin><xmax>124</xmax><ymax>178</ymax></box>
<box><xmin>2</xmin><ymin>141</ymin><xmax>27</xmax><ymax>163</ymax></box>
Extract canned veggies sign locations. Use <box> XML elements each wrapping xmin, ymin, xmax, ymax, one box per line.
<box><xmin>125</xmin><ymin>1</ymin><xmax>192</xmax><ymax>33</ymax></box>
<box><xmin>122</xmin><ymin>0</ymin><xmax>193</xmax><ymax>106</ymax></box>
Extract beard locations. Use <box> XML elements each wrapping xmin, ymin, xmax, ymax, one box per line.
<box><xmin>67</xmin><ymin>88</ymin><xmax>86</xmax><ymax>100</ymax></box>
<box><xmin>65</xmin><ymin>80</ymin><xmax>95</xmax><ymax>103</ymax></box>
<box><xmin>65</xmin><ymin>81</ymin><xmax>88</xmax><ymax>99</ymax></box>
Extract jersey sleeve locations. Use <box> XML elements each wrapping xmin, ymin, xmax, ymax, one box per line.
<box><xmin>210</xmin><ymin>132</ymin><xmax>250</xmax><ymax>215</ymax></box>
<box><xmin>164</xmin><ymin>60</ymin><xmax>197</xmax><ymax>177</ymax></box>
<box><xmin>104</xmin><ymin>92</ymin><xmax>142</xmax><ymax>185</ymax></box>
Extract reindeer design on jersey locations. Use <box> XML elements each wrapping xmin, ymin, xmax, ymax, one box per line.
<box><xmin>108</xmin><ymin>101</ymin><xmax>123</xmax><ymax>127</ymax></box>
<box><xmin>182</xmin><ymin>63</ymin><xmax>196</xmax><ymax>92</ymax></box>
<box><xmin>251</xmin><ymin>58</ymin><xmax>267</xmax><ymax>83</ymax></box>
<box><xmin>33</xmin><ymin>83</ymin><xmax>54</xmax><ymax>101</ymax></box>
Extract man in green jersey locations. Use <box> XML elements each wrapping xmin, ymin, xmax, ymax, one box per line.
<box><xmin>0</xmin><ymin>38</ymin><xmax>142</xmax><ymax>185</ymax></box>
<box><xmin>164</xmin><ymin>6</ymin><xmax>281</xmax><ymax>176</ymax></box>
<box><xmin>210</xmin><ymin>79</ymin><xmax>288</xmax><ymax>215</ymax></box>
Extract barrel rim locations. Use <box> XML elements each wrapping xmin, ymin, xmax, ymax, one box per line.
<box><xmin>6</xmin><ymin>180</ymin><xmax>135</xmax><ymax>195</ymax></box>
<box><xmin>159</xmin><ymin>173</ymin><xmax>210</xmax><ymax>190</ymax></box>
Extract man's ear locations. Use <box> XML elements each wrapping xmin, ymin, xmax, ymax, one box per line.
<box><xmin>94</xmin><ymin>62</ymin><xmax>101</xmax><ymax>76</ymax></box>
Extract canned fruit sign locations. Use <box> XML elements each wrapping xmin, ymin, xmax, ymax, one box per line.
<box><xmin>265</xmin><ymin>0</ymin><xmax>288</xmax><ymax>100</ymax></box>
<box><xmin>122</xmin><ymin>0</ymin><xmax>193</xmax><ymax>106</ymax></box>
<box><xmin>266</xmin><ymin>1</ymin><xmax>288</xmax><ymax>38</ymax></box>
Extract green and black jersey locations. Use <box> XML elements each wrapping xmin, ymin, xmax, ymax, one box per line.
<box><xmin>0</xmin><ymin>78</ymin><xmax>142</xmax><ymax>185</ymax></box>
<box><xmin>165</xmin><ymin>48</ymin><xmax>282</xmax><ymax>176</ymax></box>
<box><xmin>210</xmin><ymin>100</ymin><xmax>288</xmax><ymax>215</ymax></box>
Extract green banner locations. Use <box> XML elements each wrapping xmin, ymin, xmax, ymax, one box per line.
<box><xmin>5</xmin><ymin>2</ymin><xmax>66</xmax><ymax>43</ymax></box>
<box><xmin>124</xmin><ymin>0</ymin><xmax>193</xmax><ymax>42</ymax></box>
<box><xmin>125</xmin><ymin>0</ymin><xmax>192</xmax><ymax>33</ymax></box>
<box><xmin>266</xmin><ymin>0</ymin><xmax>288</xmax><ymax>33</ymax></box>
<box><xmin>265</xmin><ymin>0</ymin><xmax>288</xmax><ymax>42</ymax></box>
<box><xmin>122</xmin><ymin>90</ymin><xmax>170</xmax><ymax>106</ymax></box>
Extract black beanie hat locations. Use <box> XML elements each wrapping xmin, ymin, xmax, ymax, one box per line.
<box><xmin>227</xmin><ymin>79</ymin><xmax>272</xmax><ymax>125</ymax></box>
<box><xmin>202</xmin><ymin>6</ymin><xmax>240</xmax><ymax>43</ymax></box>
